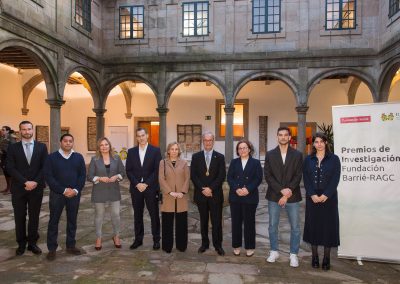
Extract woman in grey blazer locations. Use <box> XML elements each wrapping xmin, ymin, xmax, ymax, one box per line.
<box><xmin>88</xmin><ymin>137</ymin><xmax>125</xmax><ymax>250</ymax></box>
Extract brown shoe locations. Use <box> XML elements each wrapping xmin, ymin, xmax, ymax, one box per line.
<box><xmin>46</xmin><ymin>250</ymin><xmax>56</xmax><ymax>261</ymax></box>
<box><xmin>66</xmin><ymin>247</ymin><xmax>84</xmax><ymax>255</ymax></box>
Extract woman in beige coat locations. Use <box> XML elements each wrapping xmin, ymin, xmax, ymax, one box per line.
<box><xmin>159</xmin><ymin>142</ymin><xmax>190</xmax><ymax>253</ymax></box>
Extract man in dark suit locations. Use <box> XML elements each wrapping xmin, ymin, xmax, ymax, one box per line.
<box><xmin>126</xmin><ymin>128</ymin><xmax>162</xmax><ymax>250</ymax></box>
<box><xmin>264</xmin><ymin>127</ymin><xmax>303</xmax><ymax>267</ymax></box>
<box><xmin>191</xmin><ymin>131</ymin><xmax>226</xmax><ymax>256</ymax></box>
<box><xmin>6</xmin><ymin>121</ymin><xmax>48</xmax><ymax>256</ymax></box>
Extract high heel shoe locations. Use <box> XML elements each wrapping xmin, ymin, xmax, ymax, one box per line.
<box><xmin>312</xmin><ymin>256</ymin><xmax>319</xmax><ymax>268</ymax></box>
<box><xmin>113</xmin><ymin>236</ymin><xmax>122</xmax><ymax>248</ymax></box>
<box><xmin>322</xmin><ymin>256</ymin><xmax>330</xmax><ymax>271</ymax></box>
<box><xmin>95</xmin><ymin>238</ymin><xmax>102</xmax><ymax>251</ymax></box>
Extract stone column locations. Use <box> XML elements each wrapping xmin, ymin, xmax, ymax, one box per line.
<box><xmin>157</xmin><ymin>107</ymin><xmax>169</xmax><ymax>155</ymax></box>
<box><xmin>224</xmin><ymin>106</ymin><xmax>235</xmax><ymax>163</ymax></box>
<box><xmin>92</xmin><ymin>108</ymin><xmax>107</xmax><ymax>140</ymax></box>
<box><xmin>46</xmin><ymin>99</ymin><xmax>65</xmax><ymax>152</ymax></box>
<box><xmin>296</xmin><ymin>106</ymin><xmax>309</xmax><ymax>155</ymax></box>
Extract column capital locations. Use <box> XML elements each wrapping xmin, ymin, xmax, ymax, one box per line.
<box><xmin>224</xmin><ymin>106</ymin><xmax>235</xmax><ymax>114</ymax></box>
<box><xmin>45</xmin><ymin>99</ymin><xmax>65</xmax><ymax>108</ymax></box>
<box><xmin>295</xmin><ymin>106</ymin><xmax>309</xmax><ymax>114</ymax></box>
<box><xmin>156</xmin><ymin>107</ymin><xmax>169</xmax><ymax>115</ymax></box>
<box><xmin>21</xmin><ymin>108</ymin><xmax>29</xmax><ymax>115</ymax></box>
<box><xmin>92</xmin><ymin>108</ymin><xmax>107</xmax><ymax>116</ymax></box>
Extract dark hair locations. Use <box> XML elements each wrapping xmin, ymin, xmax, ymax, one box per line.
<box><xmin>60</xmin><ymin>133</ymin><xmax>74</xmax><ymax>142</ymax></box>
<box><xmin>2</xmin><ymin>126</ymin><xmax>14</xmax><ymax>134</ymax></box>
<box><xmin>19</xmin><ymin>121</ymin><xmax>33</xmax><ymax>130</ymax></box>
<box><xmin>136</xmin><ymin>127</ymin><xmax>148</xmax><ymax>135</ymax></box>
<box><xmin>236</xmin><ymin>139</ymin><xmax>255</xmax><ymax>157</ymax></box>
<box><xmin>311</xmin><ymin>132</ymin><xmax>331</xmax><ymax>155</ymax></box>
<box><xmin>277</xmin><ymin>126</ymin><xmax>291</xmax><ymax>136</ymax></box>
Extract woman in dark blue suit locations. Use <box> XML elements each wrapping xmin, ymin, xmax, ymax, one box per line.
<box><xmin>227</xmin><ymin>140</ymin><xmax>263</xmax><ymax>257</ymax></box>
<box><xmin>303</xmin><ymin>132</ymin><xmax>341</xmax><ymax>271</ymax></box>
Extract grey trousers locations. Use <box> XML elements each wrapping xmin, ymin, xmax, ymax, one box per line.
<box><xmin>94</xmin><ymin>201</ymin><xmax>120</xmax><ymax>238</ymax></box>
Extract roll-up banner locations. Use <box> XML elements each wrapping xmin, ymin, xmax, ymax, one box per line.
<box><xmin>332</xmin><ymin>102</ymin><xmax>400</xmax><ymax>263</ymax></box>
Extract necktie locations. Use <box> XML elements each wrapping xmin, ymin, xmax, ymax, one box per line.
<box><xmin>206</xmin><ymin>152</ymin><xmax>211</xmax><ymax>168</ymax></box>
<box><xmin>25</xmin><ymin>142</ymin><xmax>32</xmax><ymax>165</ymax></box>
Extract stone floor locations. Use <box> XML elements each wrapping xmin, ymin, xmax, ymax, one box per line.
<box><xmin>0</xmin><ymin>173</ymin><xmax>399</xmax><ymax>283</ymax></box>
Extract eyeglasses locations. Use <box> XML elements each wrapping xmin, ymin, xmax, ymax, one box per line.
<box><xmin>203</xmin><ymin>139</ymin><xmax>214</xmax><ymax>142</ymax></box>
<box><xmin>238</xmin><ymin>147</ymin><xmax>249</xmax><ymax>150</ymax></box>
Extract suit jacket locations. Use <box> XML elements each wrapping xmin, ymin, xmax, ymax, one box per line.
<box><xmin>190</xmin><ymin>150</ymin><xmax>226</xmax><ymax>204</ymax></box>
<box><xmin>6</xmin><ymin>141</ymin><xmax>48</xmax><ymax>195</ymax></box>
<box><xmin>227</xmin><ymin>156</ymin><xmax>263</xmax><ymax>204</ymax></box>
<box><xmin>126</xmin><ymin>144</ymin><xmax>162</xmax><ymax>193</ymax></box>
<box><xmin>87</xmin><ymin>155</ymin><xmax>126</xmax><ymax>203</ymax></box>
<box><xmin>159</xmin><ymin>158</ymin><xmax>190</xmax><ymax>213</ymax></box>
<box><xmin>264</xmin><ymin>146</ymin><xmax>303</xmax><ymax>203</ymax></box>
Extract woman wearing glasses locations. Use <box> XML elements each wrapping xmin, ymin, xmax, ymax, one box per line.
<box><xmin>227</xmin><ymin>140</ymin><xmax>263</xmax><ymax>257</ymax></box>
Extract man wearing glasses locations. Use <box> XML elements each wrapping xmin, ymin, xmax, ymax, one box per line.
<box><xmin>191</xmin><ymin>131</ymin><xmax>226</xmax><ymax>256</ymax></box>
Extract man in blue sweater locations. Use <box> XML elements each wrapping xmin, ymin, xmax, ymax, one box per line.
<box><xmin>44</xmin><ymin>134</ymin><xmax>86</xmax><ymax>261</ymax></box>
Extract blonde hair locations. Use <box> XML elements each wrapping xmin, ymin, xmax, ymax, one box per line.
<box><xmin>165</xmin><ymin>141</ymin><xmax>182</xmax><ymax>159</ymax></box>
<box><xmin>95</xmin><ymin>137</ymin><xmax>114</xmax><ymax>158</ymax></box>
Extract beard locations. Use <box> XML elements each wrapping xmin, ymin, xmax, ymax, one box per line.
<box><xmin>21</xmin><ymin>133</ymin><xmax>33</xmax><ymax>140</ymax></box>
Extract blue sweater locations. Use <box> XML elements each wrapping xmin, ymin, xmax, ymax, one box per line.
<box><xmin>44</xmin><ymin>151</ymin><xmax>86</xmax><ymax>195</ymax></box>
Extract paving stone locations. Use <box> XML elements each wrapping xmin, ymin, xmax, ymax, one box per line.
<box><xmin>206</xmin><ymin>263</ymin><xmax>259</xmax><ymax>275</ymax></box>
<box><xmin>208</xmin><ymin>273</ymin><xmax>243</xmax><ymax>284</ymax></box>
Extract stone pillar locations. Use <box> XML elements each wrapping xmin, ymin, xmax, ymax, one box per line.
<box><xmin>224</xmin><ymin>106</ymin><xmax>235</xmax><ymax>163</ymax></box>
<box><xmin>46</xmin><ymin>99</ymin><xmax>65</xmax><ymax>152</ymax></box>
<box><xmin>157</xmin><ymin>107</ymin><xmax>169</xmax><ymax>155</ymax></box>
<box><xmin>92</xmin><ymin>108</ymin><xmax>107</xmax><ymax>140</ymax></box>
<box><xmin>296</xmin><ymin>106</ymin><xmax>309</xmax><ymax>155</ymax></box>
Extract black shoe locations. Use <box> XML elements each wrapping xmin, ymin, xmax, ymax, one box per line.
<box><xmin>27</xmin><ymin>244</ymin><xmax>42</xmax><ymax>255</ymax></box>
<box><xmin>312</xmin><ymin>256</ymin><xmax>319</xmax><ymax>268</ymax></box>
<box><xmin>16</xmin><ymin>246</ymin><xmax>25</xmax><ymax>256</ymax></box>
<box><xmin>66</xmin><ymin>247</ymin><xmax>84</xmax><ymax>255</ymax></box>
<box><xmin>322</xmin><ymin>257</ymin><xmax>330</xmax><ymax>271</ymax></box>
<box><xmin>130</xmin><ymin>241</ymin><xmax>143</xmax><ymax>250</ymax></box>
<box><xmin>215</xmin><ymin>247</ymin><xmax>225</xmax><ymax>256</ymax></box>
<box><xmin>153</xmin><ymin>241</ymin><xmax>160</xmax><ymax>250</ymax></box>
<box><xmin>163</xmin><ymin>248</ymin><xmax>172</xmax><ymax>253</ymax></box>
<box><xmin>198</xmin><ymin>245</ymin><xmax>208</xmax><ymax>253</ymax></box>
<box><xmin>46</xmin><ymin>250</ymin><xmax>56</xmax><ymax>261</ymax></box>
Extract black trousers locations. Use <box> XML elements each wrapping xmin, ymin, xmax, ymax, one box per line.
<box><xmin>196</xmin><ymin>198</ymin><xmax>223</xmax><ymax>249</ymax></box>
<box><xmin>230</xmin><ymin>202</ymin><xmax>257</xmax><ymax>250</ymax></box>
<box><xmin>47</xmin><ymin>191</ymin><xmax>81</xmax><ymax>251</ymax></box>
<box><xmin>131</xmin><ymin>189</ymin><xmax>160</xmax><ymax>243</ymax></box>
<box><xmin>161</xmin><ymin>211</ymin><xmax>188</xmax><ymax>252</ymax></box>
<box><xmin>11</xmin><ymin>188</ymin><xmax>43</xmax><ymax>247</ymax></box>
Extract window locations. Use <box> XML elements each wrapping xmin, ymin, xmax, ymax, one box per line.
<box><xmin>215</xmin><ymin>99</ymin><xmax>249</xmax><ymax>141</ymax></box>
<box><xmin>182</xmin><ymin>2</ymin><xmax>209</xmax><ymax>37</ymax></box>
<box><xmin>326</xmin><ymin>0</ymin><xmax>356</xmax><ymax>30</ymax></box>
<box><xmin>75</xmin><ymin>0</ymin><xmax>91</xmax><ymax>32</ymax></box>
<box><xmin>119</xmin><ymin>6</ymin><xmax>144</xmax><ymax>39</ymax></box>
<box><xmin>389</xmin><ymin>0</ymin><xmax>400</xmax><ymax>18</ymax></box>
<box><xmin>252</xmin><ymin>0</ymin><xmax>281</xmax><ymax>33</ymax></box>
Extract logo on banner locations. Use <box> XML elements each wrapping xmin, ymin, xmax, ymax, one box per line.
<box><xmin>340</xmin><ymin>116</ymin><xmax>371</xmax><ymax>124</ymax></box>
<box><xmin>381</xmin><ymin>112</ymin><xmax>400</xmax><ymax>121</ymax></box>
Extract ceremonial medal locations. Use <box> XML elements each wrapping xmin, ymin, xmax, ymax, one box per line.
<box><xmin>206</xmin><ymin>171</ymin><xmax>209</xmax><ymax>176</ymax></box>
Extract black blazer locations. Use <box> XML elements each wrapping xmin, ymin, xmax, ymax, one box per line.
<box><xmin>227</xmin><ymin>156</ymin><xmax>263</xmax><ymax>205</ymax></box>
<box><xmin>126</xmin><ymin>144</ymin><xmax>162</xmax><ymax>193</ymax></box>
<box><xmin>264</xmin><ymin>146</ymin><xmax>303</xmax><ymax>203</ymax></box>
<box><xmin>190</xmin><ymin>150</ymin><xmax>226</xmax><ymax>203</ymax></box>
<box><xmin>6</xmin><ymin>141</ymin><xmax>48</xmax><ymax>195</ymax></box>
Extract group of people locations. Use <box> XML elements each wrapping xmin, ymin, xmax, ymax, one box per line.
<box><xmin>4</xmin><ymin>121</ymin><xmax>341</xmax><ymax>271</ymax></box>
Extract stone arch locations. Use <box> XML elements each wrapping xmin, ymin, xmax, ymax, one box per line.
<box><xmin>378</xmin><ymin>58</ymin><xmax>400</xmax><ymax>102</ymax></box>
<box><xmin>165</xmin><ymin>73</ymin><xmax>225</xmax><ymax>107</ymax></box>
<box><xmin>63</xmin><ymin>65</ymin><xmax>102</xmax><ymax>109</ymax></box>
<box><xmin>0</xmin><ymin>38</ymin><xmax>58</xmax><ymax>100</ymax></box>
<box><xmin>307</xmin><ymin>68</ymin><xmax>377</xmax><ymax>103</ymax></box>
<box><xmin>102</xmin><ymin>74</ymin><xmax>158</xmax><ymax>109</ymax></box>
<box><xmin>233</xmin><ymin>71</ymin><xmax>299</xmax><ymax>105</ymax></box>
<box><xmin>22</xmin><ymin>74</ymin><xmax>44</xmax><ymax>115</ymax></box>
